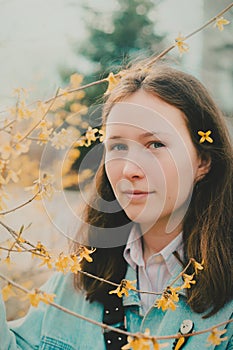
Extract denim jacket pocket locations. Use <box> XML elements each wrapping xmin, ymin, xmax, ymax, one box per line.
<box><xmin>39</xmin><ymin>336</ymin><xmax>75</xmax><ymax>350</ymax></box>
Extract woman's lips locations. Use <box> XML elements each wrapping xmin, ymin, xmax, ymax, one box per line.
<box><xmin>122</xmin><ymin>190</ymin><xmax>155</xmax><ymax>200</ymax></box>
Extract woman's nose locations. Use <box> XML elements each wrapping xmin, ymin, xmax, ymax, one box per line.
<box><xmin>122</xmin><ymin>159</ymin><xmax>145</xmax><ymax>180</ymax></box>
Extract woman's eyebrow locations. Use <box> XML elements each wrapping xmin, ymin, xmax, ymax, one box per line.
<box><xmin>140</xmin><ymin>131</ymin><xmax>171</xmax><ymax>138</ymax></box>
<box><xmin>107</xmin><ymin>135</ymin><xmax>123</xmax><ymax>140</ymax></box>
<box><xmin>106</xmin><ymin>131</ymin><xmax>171</xmax><ymax>140</ymax></box>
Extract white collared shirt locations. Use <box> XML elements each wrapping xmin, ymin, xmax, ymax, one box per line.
<box><xmin>124</xmin><ymin>224</ymin><xmax>183</xmax><ymax>313</ymax></box>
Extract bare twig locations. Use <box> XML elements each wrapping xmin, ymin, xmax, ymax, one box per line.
<box><xmin>0</xmin><ymin>191</ymin><xmax>40</xmax><ymax>216</ymax></box>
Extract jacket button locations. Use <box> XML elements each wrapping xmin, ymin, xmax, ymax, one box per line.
<box><xmin>180</xmin><ymin>320</ymin><xmax>194</xmax><ymax>334</ymax></box>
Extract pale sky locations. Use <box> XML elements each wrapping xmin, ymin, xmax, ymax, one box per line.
<box><xmin>0</xmin><ymin>0</ymin><xmax>203</xmax><ymax>106</ymax></box>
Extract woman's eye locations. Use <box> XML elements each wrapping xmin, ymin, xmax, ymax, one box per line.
<box><xmin>110</xmin><ymin>143</ymin><xmax>128</xmax><ymax>151</ymax></box>
<box><xmin>148</xmin><ymin>141</ymin><xmax>165</xmax><ymax>149</ymax></box>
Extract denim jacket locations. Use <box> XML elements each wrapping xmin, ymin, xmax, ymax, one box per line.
<box><xmin>1</xmin><ymin>265</ymin><xmax>232</xmax><ymax>350</ymax></box>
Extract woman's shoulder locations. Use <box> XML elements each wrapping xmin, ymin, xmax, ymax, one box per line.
<box><xmin>40</xmin><ymin>271</ymin><xmax>73</xmax><ymax>292</ymax></box>
<box><xmin>39</xmin><ymin>272</ymin><xmax>85</xmax><ymax>305</ymax></box>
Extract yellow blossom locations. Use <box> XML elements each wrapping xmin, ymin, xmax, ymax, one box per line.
<box><xmin>14</xmin><ymin>140</ymin><xmax>31</xmax><ymax>156</ymax></box>
<box><xmin>55</xmin><ymin>253</ymin><xmax>72</xmax><ymax>273</ymax></box>
<box><xmin>174</xmin><ymin>34</ymin><xmax>189</xmax><ymax>55</ymax></box>
<box><xmin>34</xmin><ymin>241</ymin><xmax>48</xmax><ymax>256</ymax></box>
<box><xmin>155</xmin><ymin>287</ymin><xmax>180</xmax><ymax>312</ymax></box>
<box><xmin>207</xmin><ymin>328</ymin><xmax>228</xmax><ymax>346</ymax></box>
<box><xmin>192</xmin><ymin>258</ymin><xmax>204</xmax><ymax>274</ymax></box>
<box><xmin>152</xmin><ymin>339</ymin><xmax>169</xmax><ymax>350</ymax></box>
<box><xmin>17</xmin><ymin>100</ymin><xmax>33</xmax><ymax>119</ymax></box>
<box><xmin>59</xmin><ymin>88</ymin><xmax>69</xmax><ymax>97</ymax></box>
<box><xmin>74</xmin><ymin>137</ymin><xmax>87</xmax><ymax>147</ymax></box>
<box><xmin>77</xmin><ymin>169</ymin><xmax>93</xmax><ymax>184</ymax></box>
<box><xmin>69</xmin><ymin>103</ymin><xmax>87</xmax><ymax>114</ymax></box>
<box><xmin>37</xmin><ymin>121</ymin><xmax>53</xmax><ymax>144</ymax></box>
<box><xmin>105</xmin><ymin>72</ymin><xmax>121</xmax><ymax>94</ymax></box>
<box><xmin>3</xmin><ymin>256</ymin><xmax>12</xmax><ymax>267</ymax></box>
<box><xmin>2</xmin><ymin>283</ymin><xmax>16</xmax><ymax>301</ymax></box>
<box><xmin>37</xmin><ymin>130</ymin><xmax>52</xmax><ymax>145</ymax></box>
<box><xmin>39</xmin><ymin>120</ymin><xmax>53</xmax><ymax>129</ymax></box>
<box><xmin>74</xmin><ymin>90</ymin><xmax>85</xmax><ymax>99</ymax></box>
<box><xmin>214</xmin><ymin>17</ymin><xmax>230</xmax><ymax>31</ymax></box>
<box><xmin>70</xmin><ymin>255</ymin><xmax>81</xmax><ymax>274</ymax></box>
<box><xmin>122</xmin><ymin>329</ymin><xmax>167</xmax><ymax>350</ymax></box>
<box><xmin>5</xmin><ymin>169</ymin><xmax>21</xmax><ymax>184</ymax></box>
<box><xmin>198</xmin><ymin>130</ymin><xmax>213</xmax><ymax>144</ymax></box>
<box><xmin>13</xmin><ymin>87</ymin><xmax>28</xmax><ymax>99</ymax></box>
<box><xmin>67</xmin><ymin>148</ymin><xmax>81</xmax><ymax>162</ymax></box>
<box><xmin>66</xmin><ymin>114</ymin><xmax>82</xmax><ymax>126</ymax></box>
<box><xmin>40</xmin><ymin>291</ymin><xmax>56</xmax><ymax>304</ymax></box>
<box><xmin>109</xmin><ymin>279</ymin><xmax>136</xmax><ymax>298</ymax></box>
<box><xmin>0</xmin><ymin>189</ymin><xmax>9</xmax><ymax>211</ymax></box>
<box><xmin>0</xmin><ymin>143</ymin><xmax>14</xmax><ymax>160</ymax></box>
<box><xmin>99</xmin><ymin>128</ymin><xmax>106</xmax><ymax>142</ymax></box>
<box><xmin>122</xmin><ymin>329</ymin><xmax>151</xmax><ymax>350</ymax></box>
<box><xmin>79</xmin><ymin>246</ymin><xmax>96</xmax><ymax>262</ymax></box>
<box><xmin>81</xmin><ymin>121</ymin><xmax>89</xmax><ymax>129</ymax></box>
<box><xmin>26</xmin><ymin>173</ymin><xmax>55</xmax><ymax>200</ymax></box>
<box><xmin>70</xmin><ymin>73</ymin><xmax>83</xmax><ymax>88</ymax></box>
<box><xmin>85</xmin><ymin>127</ymin><xmax>99</xmax><ymax>147</ymax></box>
<box><xmin>28</xmin><ymin>290</ymin><xmax>41</xmax><ymax>307</ymax></box>
<box><xmin>39</xmin><ymin>255</ymin><xmax>53</xmax><ymax>269</ymax></box>
<box><xmin>51</xmin><ymin>129</ymin><xmax>70</xmax><ymax>149</ymax></box>
<box><xmin>28</xmin><ymin>290</ymin><xmax>55</xmax><ymax>307</ymax></box>
<box><xmin>34</xmin><ymin>101</ymin><xmax>47</xmax><ymax>118</ymax></box>
<box><xmin>51</xmin><ymin>127</ymin><xmax>79</xmax><ymax>150</ymax></box>
<box><xmin>181</xmin><ymin>273</ymin><xmax>196</xmax><ymax>289</ymax></box>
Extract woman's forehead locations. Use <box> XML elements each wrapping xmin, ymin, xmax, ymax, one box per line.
<box><xmin>105</xmin><ymin>101</ymin><xmax>187</xmax><ymax>137</ymax></box>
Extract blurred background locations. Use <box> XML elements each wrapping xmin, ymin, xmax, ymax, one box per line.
<box><xmin>0</xmin><ymin>0</ymin><xmax>232</xmax><ymax>114</ymax></box>
<box><xmin>0</xmin><ymin>0</ymin><xmax>232</xmax><ymax>320</ymax></box>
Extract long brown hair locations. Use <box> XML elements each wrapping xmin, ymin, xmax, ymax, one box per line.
<box><xmin>73</xmin><ymin>61</ymin><xmax>233</xmax><ymax>317</ymax></box>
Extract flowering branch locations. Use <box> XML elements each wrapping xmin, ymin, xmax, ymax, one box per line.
<box><xmin>0</xmin><ymin>272</ymin><xmax>232</xmax><ymax>345</ymax></box>
<box><xmin>17</xmin><ymin>88</ymin><xmax>60</xmax><ymax>144</ymax></box>
<box><xmin>43</xmin><ymin>78</ymin><xmax>108</xmax><ymax>105</ymax></box>
<box><xmin>147</xmin><ymin>2</ymin><xmax>233</xmax><ymax>66</ymax></box>
<box><xmin>0</xmin><ymin>2</ymin><xmax>230</xmax><ymax>116</ymax></box>
<box><xmin>0</xmin><ymin>120</ymin><xmax>16</xmax><ymax>132</ymax></box>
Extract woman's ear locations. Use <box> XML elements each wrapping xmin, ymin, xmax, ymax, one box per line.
<box><xmin>196</xmin><ymin>153</ymin><xmax>211</xmax><ymax>182</ymax></box>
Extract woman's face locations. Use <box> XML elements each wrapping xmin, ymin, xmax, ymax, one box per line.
<box><xmin>104</xmin><ymin>90</ymin><xmax>207</xmax><ymax>232</ymax></box>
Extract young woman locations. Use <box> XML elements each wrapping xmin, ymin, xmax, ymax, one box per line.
<box><xmin>1</xmin><ymin>62</ymin><xmax>233</xmax><ymax>349</ymax></box>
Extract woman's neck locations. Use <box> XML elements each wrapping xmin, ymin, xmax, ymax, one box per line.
<box><xmin>140</xmin><ymin>221</ymin><xmax>183</xmax><ymax>262</ymax></box>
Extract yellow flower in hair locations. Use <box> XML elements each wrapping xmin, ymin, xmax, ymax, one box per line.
<box><xmin>214</xmin><ymin>17</ymin><xmax>230</xmax><ymax>31</ymax></box>
<box><xmin>85</xmin><ymin>127</ymin><xmax>99</xmax><ymax>146</ymax></box>
<box><xmin>198</xmin><ymin>130</ymin><xmax>213</xmax><ymax>144</ymax></box>
<box><xmin>105</xmin><ymin>72</ymin><xmax>121</xmax><ymax>94</ymax></box>
<box><xmin>99</xmin><ymin>128</ymin><xmax>106</xmax><ymax>142</ymax></box>
<box><xmin>174</xmin><ymin>34</ymin><xmax>189</xmax><ymax>55</ymax></box>
<box><xmin>207</xmin><ymin>327</ymin><xmax>227</xmax><ymax>346</ymax></box>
